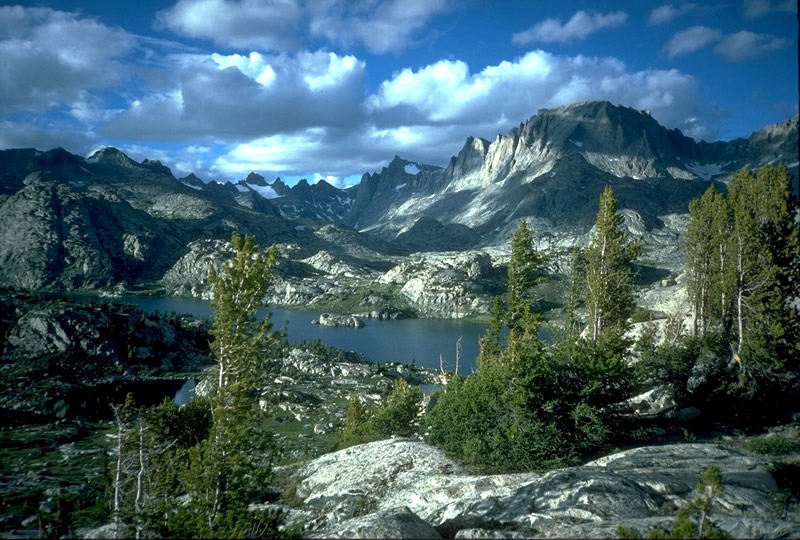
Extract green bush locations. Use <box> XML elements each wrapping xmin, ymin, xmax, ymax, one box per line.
<box><xmin>338</xmin><ymin>380</ymin><xmax>423</xmax><ymax>449</ymax></box>
<box><xmin>745</xmin><ymin>436</ymin><xmax>798</xmax><ymax>455</ymax></box>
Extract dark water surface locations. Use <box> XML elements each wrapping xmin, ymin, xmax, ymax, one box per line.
<box><xmin>80</xmin><ymin>295</ymin><xmax>488</xmax><ymax>373</ymax></box>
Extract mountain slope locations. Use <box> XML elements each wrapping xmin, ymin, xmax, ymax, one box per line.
<box><xmin>339</xmin><ymin>101</ymin><xmax>798</xmax><ymax>245</ymax></box>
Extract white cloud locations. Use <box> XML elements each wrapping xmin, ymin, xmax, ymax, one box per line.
<box><xmin>101</xmin><ymin>50</ymin><xmax>367</xmax><ymax>141</ymax></box>
<box><xmin>664</xmin><ymin>26</ymin><xmax>722</xmax><ymax>57</ymax></box>
<box><xmin>714</xmin><ymin>30</ymin><xmax>791</xmax><ymax>61</ymax></box>
<box><xmin>512</xmin><ymin>10</ymin><xmax>627</xmax><ymax>45</ymax></box>
<box><xmin>367</xmin><ymin>50</ymin><xmax>704</xmax><ymax>139</ymax></box>
<box><xmin>742</xmin><ymin>0</ymin><xmax>796</xmax><ymax>18</ymax></box>
<box><xmin>648</xmin><ymin>3</ymin><xmax>697</xmax><ymax>25</ymax></box>
<box><xmin>156</xmin><ymin>0</ymin><xmax>454</xmax><ymax>54</ymax></box>
<box><xmin>155</xmin><ymin>0</ymin><xmax>303</xmax><ymax>50</ymax></box>
<box><xmin>0</xmin><ymin>6</ymin><xmax>135</xmax><ymax>115</ymax></box>
<box><xmin>307</xmin><ymin>0</ymin><xmax>454</xmax><ymax>54</ymax></box>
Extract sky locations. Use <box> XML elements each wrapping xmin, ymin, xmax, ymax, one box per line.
<box><xmin>0</xmin><ymin>1</ymin><xmax>797</xmax><ymax>187</ymax></box>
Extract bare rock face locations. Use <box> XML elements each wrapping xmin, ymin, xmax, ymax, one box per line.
<box><xmin>307</xmin><ymin>507</ymin><xmax>442</xmax><ymax>539</ymax></box>
<box><xmin>161</xmin><ymin>239</ymin><xmax>236</xmax><ymax>299</ymax></box>
<box><xmin>311</xmin><ymin>313</ymin><xmax>366</xmax><ymax>328</ymax></box>
<box><xmin>379</xmin><ymin>250</ymin><xmax>502</xmax><ymax>318</ymax></box>
<box><xmin>290</xmin><ymin>438</ymin><xmax>798</xmax><ymax>539</ymax></box>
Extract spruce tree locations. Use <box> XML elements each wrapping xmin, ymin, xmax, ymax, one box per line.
<box><xmin>505</xmin><ymin>219</ymin><xmax>547</xmax><ymax>362</ymax></box>
<box><xmin>584</xmin><ymin>186</ymin><xmax>641</xmax><ymax>344</ymax></box>
<box><xmin>686</xmin><ymin>187</ymin><xmax>719</xmax><ymax>337</ymax></box>
<box><xmin>182</xmin><ymin>232</ymin><xmax>285</xmax><ymax>537</ymax></box>
<box><xmin>477</xmin><ymin>297</ymin><xmax>504</xmax><ymax>367</ymax></box>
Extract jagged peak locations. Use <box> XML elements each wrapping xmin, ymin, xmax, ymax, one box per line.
<box><xmin>88</xmin><ymin>147</ymin><xmax>138</xmax><ymax>167</ymax></box>
<box><xmin>180</xmin><ymin>173</ymin><xmax>204</xmax><ymax>186</ymax></box>
<box><xmin>141</xmin><ymin>158</ymin><xmax>174</xmax><ymax>177</ymax></box>
<box><xmin>244</xmin><ymin>172</ymin><xmax>268</xmax><ymax>186</ymax></box>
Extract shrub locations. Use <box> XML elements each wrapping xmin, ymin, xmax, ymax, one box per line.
<box><xmin>745</xmin><ymin>436</ymin><xmax>798</xmax><ymax>455</ymax></box>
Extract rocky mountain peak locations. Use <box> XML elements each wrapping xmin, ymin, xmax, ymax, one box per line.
<box><xmin>180</xmin><ymin>173</ymin><xmax>204</xmax><ymax>187</ymax></box>
<box><xmin>89</xmin><ymin>147</ymin><xmax>139</xmax><ymax>168</ymax></box>
<box><xmin>141</xmin><ymin>158</ymin><xmax>174</xmax><ymax>178</ymax></box>
<box><xmin>244</xmin><ymin>172</ymin><xmax>268</xmax><ymax>186</ymax></box>
<box><xmin>270</xmin><ymin>177</ymin><xmax>292</xmax><ymax>196</ymax></box>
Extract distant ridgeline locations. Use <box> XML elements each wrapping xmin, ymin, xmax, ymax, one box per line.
<box><xmin>0</xmin><ymin>101</ymin><xmax>796</xmax><ymax>300</ymax></box>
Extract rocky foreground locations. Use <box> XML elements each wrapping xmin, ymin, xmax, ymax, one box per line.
<box><xmin>269</xmin><ymin>438</ymin><xmax>800</xmax><ymax>539</ymax></box>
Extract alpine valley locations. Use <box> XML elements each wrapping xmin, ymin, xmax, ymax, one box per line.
<box><xmin>1</xmin><ymin>101</ymin><xmax>796</xmax><ymax>321</ymax></box>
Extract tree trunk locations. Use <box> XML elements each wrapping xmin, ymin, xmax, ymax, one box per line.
<box><xmin>111</xmin><ymin>405</ymin><xmax>124</xmax><ymax>539</ymax></box>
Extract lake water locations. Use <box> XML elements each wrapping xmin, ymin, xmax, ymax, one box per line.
<box><xmin>81</xmin><ymin>295</ymin><xmax>489</xmax><ymax>374</ymax></box>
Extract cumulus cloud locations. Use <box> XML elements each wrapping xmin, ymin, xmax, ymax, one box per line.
<box><xmin>155</xmin><ymin>0</ymin><xmax>303</xmax><ymax>50</ymax></box>
<box><xmin>0</xmin><ymin>6</ymin><xmax>135</xmax><ymax>115</ymax></box>
<box><xmin>664</xmin><ymin>26</ymin><xmax>722</xmax><ymax>57</ymax></box>
<box><xmin>367</xmin><ymin>50</ymin><xmax>704</xmax><ymax>138</ymax></box>
<box><xmin>742</xmin><ymin>0</ymin><xmax>796</xmax><ymax>18</ymax></box>
<box><xmin>512</xmin><ymin>10</ymin><xmax>627</xmax><ymax>45</ymax></box>
<box><xmin>156</xmin><ymin>0</ymin><xmax>454</xmax><ymax>54</ymax></box>
<box><xmin>100</xmin><ymin>50</ymin><xmax>367</xmax><ymax>141</ymax></box>
<box><xmin>714</xmin><ymin>30</ymin><xmax>791</xmax><ymax>61</ymax></box>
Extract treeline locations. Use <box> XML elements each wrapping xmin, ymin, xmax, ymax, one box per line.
<box><xmin>422</xmin><ymin>164</ymin><xmax>799</xmax><ymax>472</ymax></box>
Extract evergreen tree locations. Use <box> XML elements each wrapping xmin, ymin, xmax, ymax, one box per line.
<box><xmin>208</xmin><ymin>232</ymin><xmax>281</xmax><ymax>392</ymax></box>
<box><xmin>505</xmin><ymin>219</ymin><xmax>547</xmax><ymax>362</ymax></box>
<box><xmin>686</xmin><ymin>186</ymin><xmax>720</xmax><ymax>337</ymax></box>
<box><xmin>181</xmin><ymin>232</ymin><xmax>285</xmax><ymax>537</ymax></box>
<box><xmin>477</xmin><ymin>297</ymin><xmax>504</xmax><ymax>367</ymax></box>
<box><xmin>584</xmin><ymin>186</ymin><xmax>641</xmax><ymax>344</ymax></box>
<box><xmin>564</xmin><ymin>247</ymin><xmax>585</xmax><ymax>339</ymax></box>
<box><xmin>725</xmin><ymin>166</ymin><xmax>798</xmax><ymax>395</ymax></box>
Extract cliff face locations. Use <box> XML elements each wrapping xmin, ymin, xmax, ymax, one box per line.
<box><xmin>338</xmin><ymin>102</ymin><xmax>798</xmax><ymax>242</ymax></box>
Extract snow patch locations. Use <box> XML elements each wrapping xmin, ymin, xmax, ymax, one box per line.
<box><xmin>246</xmin><ymin>183</ymin><xmax>280</xmax><ymax>199</ymax></box>
<box><xmin>404</xmin><ymin>164</ymin><xmax>421</xmax><ymax>175</ymax></box>
<box><xmin>182</xmin><ymin>183</ymin><xmax>203</xmax><ymax>190</ymax></box>
<box><xmin>394</xmin><ymin>183</ymin><xmax>407</xmax><ymax>191</ymax></box>
<box><xmin>235</xmin><ymin>184</ymin><xmax>250</xmax><ymax>192</ymax></box>
<box><xmin>569</xmin><ymin>139</ymin><xmax>583</xmax><ymax>148</ymax></box>
<box><xmin>686</xmin><ymin>161</ymin><xmax>727</xmax><ymax>180</ymax></box>
<box><xmin>295</xmin><ymin>225</ymin><xmax>306</xmax><ymax>231</ymax></box>
<box><xmin>788</xmin><ymin>161</ymin><xmax>799</xmax><ymax>168</ymax></box>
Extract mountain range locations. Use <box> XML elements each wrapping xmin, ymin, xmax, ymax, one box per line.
<box><xmin>0</xmin><ymin>101</ymin><xmax>796</xmax><ymax>317</ymax></box>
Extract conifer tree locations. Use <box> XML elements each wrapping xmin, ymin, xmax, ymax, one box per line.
<box><xmin>564</xmin><ymin>247</ymin><xmax>585</xmax><ymax>339</ymax></box>
<box><xmin>477</xmin><ymin>297</ymin><xmax>504</xmax><ymax>367</ymax></box>
<box><xmin>686</xmin><ymin>187</ymin><xmax>718</xmax><ymax>336</ymax></box>
<box><xmin>182</xmin><ymin>232</ymin><xmax>284</xmax><ymax>537</ymax></box>
<box><xmin>584</xmin><ymin>186</ymin><xmax>641</xmax><ymax>344</ymax></box>
<box><xmin>505</xmin><ymin>219</ymin><xmax>547</xmax><ymax>361</ymax></box>
<box><xmin>726</xmin><ymin>166</ymin><xmax>798</xmax><ymax>366</ymax></box>
<box><xmin>208</xmin><ymin>232</ymin><xmax>280</xmax><ymax>392</ymax></box>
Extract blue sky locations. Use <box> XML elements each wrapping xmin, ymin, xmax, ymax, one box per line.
<box><xmin>1</xmin><ymin>1</ymin><xmax>797</xmax><ymax>187</ymax></box>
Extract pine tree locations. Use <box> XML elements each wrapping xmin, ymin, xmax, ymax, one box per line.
<box><xmin>208</xmin><ymin>232</ymin><xmax>281</xmax><ymax>392</ymax></box>
<box><xmin>505</xmin><ymin>219</ymin><xmax>547</xmax><ymax>362</ymax></box>
<box><xmin>564</xmin><ymin>247</ymin><xmax>585</xmax><ymax>339</ymax></box>
<box><xmin>477</xmin><ymin>297</ymin><xmax>504</xmax><ymax>367</ymax></box>
<box><xmin>182</xmin><ymin>232</ymin><xmax>285</xmax><ymax>537</ymax></box>
<box><xmin>584</xmin><ymin>186</ymin><xmax>641</xmax><ymax>344</ymax></box>
<box><xmin>726</xmin><ymin>166</ymin><xmax>798</xmax><ymax>382</ymax></box>
<box><xmin>686</xmin><ymin>186</ymin><xmax>719</xmax><ymax>337</ymax></box>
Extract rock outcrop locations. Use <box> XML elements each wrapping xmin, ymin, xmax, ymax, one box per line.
<box><xmin>379</xmin><ymin>250</ymin><xmax>504</xmax><ymax>318</ymax></box>
<box><xmin>288</xmin><ymin>438</ymin><xmax>799</xmax><ymax>538</ymax></box>
<box><xmin>311</xmin><ymin>313</ymin><xmax>366</xmax><ymax>328</ymax></box>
